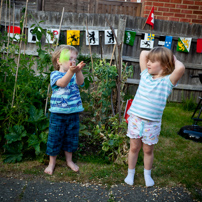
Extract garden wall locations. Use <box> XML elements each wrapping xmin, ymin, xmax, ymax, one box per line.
<box><xmin>1</xmin><ymin>8</ymin><xmax>202</xmax><ymax>102</ymax></box>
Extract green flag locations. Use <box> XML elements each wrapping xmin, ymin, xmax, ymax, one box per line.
<box><xmin>177</xmin><ymin>37</ymin><xmax>192</xmax><ymax>53</ymax></box>
<box><xmin>124</xmin><ymin>31</ymin><xmax>136</xmax><ymax>46</ymax></box>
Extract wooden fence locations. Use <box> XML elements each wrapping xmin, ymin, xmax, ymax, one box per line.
<box><xmin>39</xmin><ymin>0</ymin><xmax>142</xmax><ymax>17</ymax></box>
<box><xmin>0</xmin><ymin>8</ymin><xmax>202</xmax><ymax>102</ymax></box>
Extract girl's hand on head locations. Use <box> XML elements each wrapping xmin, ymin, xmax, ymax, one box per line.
<box><xmin>77</xmin><ymin>61</ymin><xmax>86</xmax><ymax>71</ymax></box>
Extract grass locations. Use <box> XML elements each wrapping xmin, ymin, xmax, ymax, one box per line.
<box><xmin>0</xmin><ymin>102</ymin><xmax>202</xmax><ymax>200</ymax></box>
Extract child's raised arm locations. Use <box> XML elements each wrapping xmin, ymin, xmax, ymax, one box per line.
<box><xmin>139</xmin><ymin>50</ymin><xmax>150</xmax><ymax>72</ymax></box>
<box><xmin>170</xmin><ymin>57</ymin><xmax>185</xmax><ymax>86</ymax></box>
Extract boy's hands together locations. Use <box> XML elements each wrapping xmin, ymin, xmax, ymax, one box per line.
<box><xmin>69</xmin><ymin>61</ymin><xmax>86</xmax><ymax>74</ymax></box>
<box><xmin>77</xmin><ymin>61</ymin><xmax>86</xmax><ymax>71</ymax></box>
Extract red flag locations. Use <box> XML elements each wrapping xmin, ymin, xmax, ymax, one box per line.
<box><xmin>146</xmin><ymin>6</ymin><xmax>154</xmax><ymax>29</ymax></box>
<box><xmin>7</xmin><ymin>26</ymin><xmax>21</xmax><ymax>34</ymax></box>
<box><xmin>124</xmin><ymin>99</ymin><xmax>133</xmax><ymax>123</ymax></box>
<box><xmin>196</xmin><ymin>39</ymin><xmax>202</xmax><ymax>53</ymax></box>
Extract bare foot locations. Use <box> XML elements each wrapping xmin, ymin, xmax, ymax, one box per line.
<box><xmin>44</xmin><ymin>164</ymin><xmax>55</xmax><ymax>175</ymax></box>
<box><xmin>67</xmin><ymin>161</ymin><xmax>79</xmax><ymax>172</ymax></box>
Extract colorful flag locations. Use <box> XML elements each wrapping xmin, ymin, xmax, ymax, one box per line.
<box><xmin>105</xmin><ymin>29</ymin><xmax>117</xmax><ymax>45</ymax></box>
<box><xmin>67</xmin><ymin>30</ymin><xmax>80</xmax><ymax>45</ymax></box>
<box><xmin>158</xmin><ymin>36</ymin><xmax>173</xmax><ymax>49</ymax></box>
<box><xmin>177</xmin><ymin>37</ymin><xmax>192</xmax><ymax>53</ymax></box>
<box><xmin>7</xmin><ymin>26</ymin><xmax>21</xmax><ymax>41</ymax></box>
<box><xmin>28</xmin><ymin>28</ymin><xmax>40</xmax><ymax>43</ymax></box>
<box><xmin>46</xmin><ymin>29</ymin><xmax>60</xmax><ymax>44</ymax></box>
<box><xmin>124</xmin><ymin>31</ymin><xmax>136</xmax><ymax>46</ymax></box>
<box><xmin>86</xmin><ymin>30</ymin><xmax>99</xmax><ymax>45</ymax></box>
<box><xmin>164</xmin><ymin>36</ymin><xmax>173</xmax><ymax>49</ymax></box>
<box><xmin>158</xmin><ymin>36</ymin><xmax>166</xmax><ymax>46</ymax></box>
<box><xmin>140</xmin><ymin>33</ymin><xmax>155</xmax><ymax>49</ymax></box>
<box><xmin>196</xmin><ymin>39</ymin><xmax>202</xmax><ymax>53</ymax></box>
<box><xmin>124</xmin><ymin>99</ymin><xmax>133</xmax><ymax>123</ymax></box>
<box><xmin>146</xmin><ymin>6</ymin><xmax>154</xmax><ymax>29</ymax></box>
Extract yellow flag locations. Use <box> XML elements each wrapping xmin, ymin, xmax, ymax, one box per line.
<box><xmin>67</xmin><ymin>30</ymin><xmax>80</xmax><ymax>45</ymax></box>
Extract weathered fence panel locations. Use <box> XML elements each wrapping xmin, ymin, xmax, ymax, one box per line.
<box><xmin>42</xmin><ymin>0</ymin><xmax>142</xmax><ymax>17</ymax></box>
<box><xmin>0</xmin><ymin>8</ymin><xmax>202</xmax><ymax>102</ymax></box>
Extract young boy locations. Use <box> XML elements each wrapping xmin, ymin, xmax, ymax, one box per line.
<box><xmin>44</xmin><ymin>45</ymin><xmax>86</xmax><ymax>175</ymax></box>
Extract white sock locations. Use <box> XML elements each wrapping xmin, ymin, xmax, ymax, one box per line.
<box><xmin>124</xmin><ymin>168</ymin><xmax>135</xmax><ymax>185</ymax></box>
<box><xmin>144</xmin><ymin>168</ymin><xmax>154</xmax><ymax>187</ymax></box>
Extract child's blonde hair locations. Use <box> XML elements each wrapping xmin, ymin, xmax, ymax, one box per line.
<box><xmin>52</xmin><ymin>45</ymin><xmax>78</xmax><ymax>70</ymax></box>
<box><xmin>147</xmin><ymin>47</ymin><xmax>175</xmax><ymax>76</ymax></box>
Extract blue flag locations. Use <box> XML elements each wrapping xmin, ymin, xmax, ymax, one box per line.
<box><xmin>164</xmin><ymin>36</ymin><xmax>173</xmax><ymax>49</ymax></box>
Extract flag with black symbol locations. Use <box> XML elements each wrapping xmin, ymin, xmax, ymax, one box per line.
<box><xmin>67</xmin><ymin>30</ymin><xmax>80</xmax><ymax>45</ymax></box>
<box><xmin>46</xmin><ymin>29</ymin><xmax>60</xmax><ymax>44</ymax></box>
<box><xmin>124</xmin><ymin>31</ymin><xmax>136</xmax><ymax>46</ymax></box>
<box><xmin>86</xmin><ymin>30</ymin><xmax>99</xmax><ymax>45</ymax></box>
<box><xmin>28</xmin><ymin>28</ymin><xmax>40</xmax><ymax>43</ymax></box>
<box><xmin>105</xmin><ymin>30</ymin><xmax>117</xmax><ymax>45</ymax></box>
<box><xmin>140</xmin><ymin>33</ymin><xmax>155</xmax><ymax>49</ymax></box>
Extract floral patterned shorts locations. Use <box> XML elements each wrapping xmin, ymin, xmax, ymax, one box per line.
<box><xmin>126</xmin><ymin>114</ymin><xmax>161</xmax><ymax>145</ymax></box>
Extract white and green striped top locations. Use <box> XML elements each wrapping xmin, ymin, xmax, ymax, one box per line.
<box><xmin>128</xmin><ymin>69</ymin><xmax>175</xmax><ymax>121</ymax></box>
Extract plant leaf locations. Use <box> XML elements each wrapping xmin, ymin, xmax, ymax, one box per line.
<box><xmin>5</xmin><ymin>125</ymin><xmax>27</xmax><ymax>144</ymax></box>
<box><xmin>27</xmin><ymin>105</ymin><xmax>45</xmax><ymax>123</ymax></box>
<box><xmin>27</xmin><ymin>134</ymin><xmax>41</xmax><ymax>155</ymax></box>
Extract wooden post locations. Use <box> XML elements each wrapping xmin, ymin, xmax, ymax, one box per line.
<box><xmin>116</xmin><ymin>15</ymin><xmax>126</xmax><ymax>122</ymax></box>
<box><xmin>4</xmin><ymin>0</ymin><xmax>7</xmax><ymax>32</ymax></box>
<box><xmin>106</xmin><ymin>15</ymin><xmax>126</xmax><ymax>122</ymax></box>
<box><xmin>86</xmin><ymin>19</ymin><xmax>94</xmax><ymax>77</ymax></box>
<box><xmin>95</xmin><ymin>0</ymin><xmax>99</xmax><ymax>13</ymax></box>
<box><xmin>57</xmin><ymin>7</ymin><xmax>64</xmax><ymax>46</ymax></box>
<box><xmin>11</xmin><ymin>0</ymin><xmax>29</xmax><ymax>108</ymax></box>
<box><xmin>0</xmin><ymin>0</ymin><xmax>3</xmax><ymax>25</ymax></box>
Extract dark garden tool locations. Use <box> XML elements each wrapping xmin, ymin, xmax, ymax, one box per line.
<box><xmin>178</xmin><ymin>74</ymin><xmax>202</xmax><ymax>142</ymax></box>
<box><xmin>178</xmin><ymin>97</ymin><xmax>202</xmax><ymax>142</ymax></box>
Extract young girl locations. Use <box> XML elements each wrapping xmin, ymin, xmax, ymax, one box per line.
<box><xmin>124</xmin><ymin>47</ymin><xmax>185</xmax><ymax>187</ymax></box>
<box><xmin>44</xmin><ymin>45</ymin><xmax>86</xmax><ymax>175</ymax></box>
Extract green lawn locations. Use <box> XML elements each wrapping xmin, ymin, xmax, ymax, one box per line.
<box><xmin>0</xmin><ymin>102</ymin><xmax>202</xmax><ymax>200</ymax></box>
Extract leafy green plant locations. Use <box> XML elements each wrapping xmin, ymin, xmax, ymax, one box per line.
<box><xmin>3</xmin><ymin>105</ymin><xmax>49</xmax><ymax>163</ymax></box>
<box><xmin>94</xmin><ymin>114</ymin><xmax>129</xmax><ymax>164</ymax></box>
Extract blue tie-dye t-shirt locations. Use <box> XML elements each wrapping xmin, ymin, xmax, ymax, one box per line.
<box><xmin>49</xmin><ymin>71</ymin><xmax>84</xmax><ymax>114</ymax></box>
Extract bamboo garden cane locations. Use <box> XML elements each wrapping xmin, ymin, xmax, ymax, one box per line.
<box><xmin>7</xmin><ymin>0</ymin><xmax>11</xmax><ymax>57</ymax></box>
<box><xmin>11</xmin><ymin>0</ymin><xmax>29</xmax><ymax>108</ymax></box>
<box><xmin>86</xmin><ymin>19</ymin><xmax>94</xmax><ymax>78</ymax></box>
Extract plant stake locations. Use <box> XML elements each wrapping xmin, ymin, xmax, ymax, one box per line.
<box><xmin>11</xmin><ymin>0</ymin><xmax>29</xmax><ymax>107</ymax></box>
<box><xmin>56</xmin><ymin>7</ymin><xmax>64</xmax><ymax>46</ymax></box>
